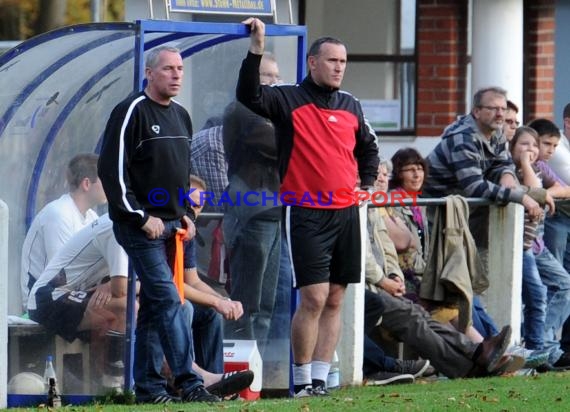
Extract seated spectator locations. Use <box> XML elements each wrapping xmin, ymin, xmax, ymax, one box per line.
<box><xmin>378</xmin><ymin>152</ymin><xmax>544</xmax><ymax>367</ymax></box>
<box><xmin>20</xmin><ymin>153</ymin><xmax>107</xmax><ymax>310</ymax></box>
<box><xmin>387</xmin><ymin>148</ymin><xmax>483</xmax><ymax>332</ymax></box>
<box><xmin>182</xmin><ymin>175</ymin><xmax>254</xmax><ymax>398</ymax></box>
<box><xmin>27</xmin><ymin>213</ymin><xmax>129</xmax><ymax>391</ymax></box>
<box><xmin>363</xmin><ymin>288</ymin><xmax>428</xmax><ymax>385</ymax></box>
<box><xmin>385</xmin><ymin>148</ymin><xmax>428</xmax><ymax>304</ymax></box>
<box><xmin>364</xmin><ymin>186</ymin><xmax>523</xmax><ymax>377</ymax></box>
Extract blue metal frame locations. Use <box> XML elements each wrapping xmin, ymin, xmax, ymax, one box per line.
<box><xmin>134</xmin><ymin>19</ymin><xmax>306</xmax><ymax>89</ymax></box>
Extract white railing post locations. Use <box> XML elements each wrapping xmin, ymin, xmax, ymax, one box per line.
<box><xmin>485</xmin><ymin>203</ymin><xmax>524</xmax><ymax>344</ymax></box>
<box><xmin>0</xmin><ymin>200</ymin><xmax>9</xmax><ymax>408</ymax></box>
<box><xmin>337</xmin><ymin>204</ymin><xmax>366</xmax><ymax>386</ymax></box>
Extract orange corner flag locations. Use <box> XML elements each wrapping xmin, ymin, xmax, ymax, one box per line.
<box><xmin>173</xmin><ymin>229</ymin><xmax>186</xmax><ymax>304</ymax></box>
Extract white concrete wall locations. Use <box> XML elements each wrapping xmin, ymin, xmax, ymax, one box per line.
<box><xmin>471</xmin><ymin>0</ymin><xmax>523</xmax><ymax>115</ymax></box>
<box><xmin>378</xmin><ymin>136</ymin><xmax>440</xmax><ymax>160</ymax></box>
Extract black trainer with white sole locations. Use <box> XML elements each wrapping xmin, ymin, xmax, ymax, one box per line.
<box><xmin>182</xmin><ymin>385</ymin><xmax>221</xmax><ymax>402</ymax></box>
<box><xmin>136</xmin><ymin>393</ymin><xmax>181</xmax><ymax>404</ymax></box>
<box><xmin>205</xmin><ymin>370</ymin><xmax>254</xmax><ymax>397</ymax></box>
<box><xmin>364</xmin><ymin>371</ymin><xmax>415</xmax><ymax>386</ymax></box>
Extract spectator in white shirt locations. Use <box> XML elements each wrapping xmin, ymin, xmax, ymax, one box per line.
<box><xmin>20</xmin><ymin>153</ymin><xmax>107</xmax><ymax>311</ymax></box>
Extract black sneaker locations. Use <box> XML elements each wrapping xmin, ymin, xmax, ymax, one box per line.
<box><xmin>182</xmin><ymin>385</ymin><xmax>221</xmax><ymax>402</ymax></box>
<box><xmin>364</xmin><ymin>371</ymin><xmax>415</xmax><ymax>386</ymax></box>
<box><xmin>294</xmin><ymin>385</ymin><xmax>330</xmax><ymax>398</ymax></box>
<box><xmin>536</xmin><ymin>362</ymin><xmax>556</xmax><ymax>373</ymax></box>
<box><xmin>392</xmin><ymin>359</ymin><xmax>433</xmax><ymax>378</ymax></box>
<box><xmin>552</xmin><ymin>352</ymin><xmax>570</xmax><ymax>370</ymax></box>
<box><xmin>311</xmin><ymin>384</ymin><xmax>330</xmax><ymax>396</ymax></box>
<box><xmin>205</xmin><ymin>370</ymin><xmax>254</xmax><ymax>397</ymax></box>
<box><xmin>137</xmin><ymin>393</ymin><xmax>181</xmax><ymax>404</ymax></box>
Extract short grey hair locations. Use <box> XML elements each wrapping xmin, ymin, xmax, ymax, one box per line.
<box><xmin>146</xmin><ymin>46</ymin><xmax>181</xmax><ymax>69</ymax></box>
<box><xmin>262</xmin><ymin>51</ymin><xmax>277</xmax><ymax>64</ymax></box>
<box><xmin>472</xmin><ymin>86</ymin><xmax>507</xmax><ymax>108</ymax></box>
<box><xmin>378</xmin><ymin>156</ymin><xmax>393</xmax><ymax>174</ymax></box>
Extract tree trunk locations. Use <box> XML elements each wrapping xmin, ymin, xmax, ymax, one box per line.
<box><xmin>35</xmin><ymin>0</ymin><xmax>67</xmax><ymax>34</ymax></box>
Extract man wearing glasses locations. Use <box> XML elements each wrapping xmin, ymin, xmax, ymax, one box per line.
<box><xmin>423</xmin><ymin>86</ymin><xmax>543</xmax><ymax>222</ymax></box>
<box><xmin>422</xmin><ymin>87</ymin><xmax>548</xmax><ymax>343</ymax></box>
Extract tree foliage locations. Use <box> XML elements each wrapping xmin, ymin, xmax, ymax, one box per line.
<box><xmin>0</xmin><ymin>0</ymin><xmax>125</xmax><ymax>40</ymax></box>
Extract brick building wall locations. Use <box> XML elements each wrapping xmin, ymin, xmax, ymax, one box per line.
<box><xmin>416</xmin><ymin>0</ymin><xmax>468</xmax><ymax>137</ymax></box>
<box><xmin>416</xmin><ymin>0</ymin><xmax>556</xmax><ymax>136</ymax></box>
<box><xmin>525</xmin><ymin>0</ymin><xmax>556</xmax><ymax>121</ymax></box>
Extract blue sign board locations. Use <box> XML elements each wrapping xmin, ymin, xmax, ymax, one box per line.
<box><xmin>170</xmin><ymin>0</ymin><xmax>274</xmax><ymax>15</ymax></box>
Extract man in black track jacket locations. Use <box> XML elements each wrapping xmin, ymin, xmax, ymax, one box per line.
<box><xmin>98</xmin><ymin>45</ymin><xmax>219</xmax><ymax>404</ymax></box>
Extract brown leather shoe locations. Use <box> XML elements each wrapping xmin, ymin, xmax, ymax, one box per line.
<box><xmin>473</xmin><ymin>325</ymin><xmax>512</xmax><ymax>372</ymax></box>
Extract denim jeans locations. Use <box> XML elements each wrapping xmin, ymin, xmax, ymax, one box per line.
<box><xmin>363</xmin><ymin>289</ymin><xmax>396</xmax><ymax>375</ymax></box>
<box><xmin>190</xmin><ymin>302</ymin><xmax>224</xmax><ymax>374</ymax></box>
<box><xmin>543</xmin><ymin>212</ymin><xmax>570</xmax><ymax>271</ymax></box>
<box><xmin>521</xmin><ymin>249</ymin><xmax>547</xmax><ymax>350</ymax></box>
<box><xmin>113</xmin><ymin>221</ymin><xmax>202</xmax><ymax>399</ymax></box>
<box><xmin>471</xmin><ymin>295</ymin><xmax>499</xmax><ymax>339</ymax></box>
<box><xmin>267</xmin><ymin>224</ymin><xmax>292</xmax><ymax>340</ymax></box>
<box><xmin>535</xmin><ymin>247</ymin><xmax>570</xmax><ymax>363</ymax></box>
<box><xmin>543</xmin><ymin>212</ymin><xmax>570</xmax><ymax>352</ymax></box>
<box><xmin>224</xmin><ymin>217</ymin><xmax>281</xmax><ymax>351</ymax></box>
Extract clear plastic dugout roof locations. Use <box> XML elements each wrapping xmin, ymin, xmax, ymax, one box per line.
<box><xmin>0</xmin><ymin>20</ymin><xmax>305</xmax><ymax>315</ymax></box>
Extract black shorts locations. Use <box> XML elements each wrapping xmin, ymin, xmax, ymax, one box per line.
<box><xmin>29</xmin><ymin>284</ymin><xmax>94</xmax><ymax>343</ymax></box>
<box><xmin>285</xmin><ymin>205</ymin><xmax>362</xmax><ymax>288</ymax></box>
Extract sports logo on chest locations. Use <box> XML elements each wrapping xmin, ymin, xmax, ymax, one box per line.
<box><xmin>151</xmin><ymin>124</ymin><xmax>160</xmax><ymax>134</ymax></box>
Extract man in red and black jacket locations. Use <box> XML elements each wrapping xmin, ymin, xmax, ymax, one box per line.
<box><xmin>237</xmin><ymin>18</ymin><xmax>379</xmax><ymax>397</ymax></box>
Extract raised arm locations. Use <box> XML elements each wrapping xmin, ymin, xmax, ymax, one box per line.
<box><xmin>242</xmin><ymin>17</ymin><xmax>265</xmax><ymax>55</ymax></box>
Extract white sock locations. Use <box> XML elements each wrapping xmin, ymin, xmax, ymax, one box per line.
<box><xmin>293</xmin><ymin>363</ymin><xmax>311</xmax><ymax>386</ymax></box>
<box><xmin>311</xmin><ymin>360</ymin><xmax>331</xmax><ymax>383</ymax></box>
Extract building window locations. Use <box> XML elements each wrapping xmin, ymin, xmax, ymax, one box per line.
<box><xmin>301</xmin><ymin>0</ymin><xmax>416</xmax><ymax>135</ymax></box>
